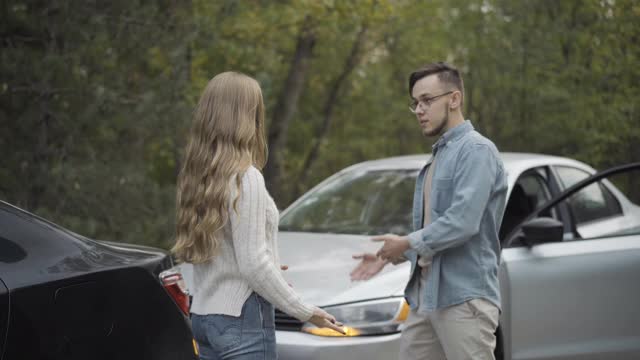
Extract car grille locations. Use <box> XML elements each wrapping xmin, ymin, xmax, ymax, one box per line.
<box><xmin>275</xmin><ymin>309</ymin><xmax>304</xmax><ymax>331</ymax></box>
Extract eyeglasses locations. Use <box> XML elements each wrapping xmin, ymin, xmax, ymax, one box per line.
<box><xmin>409</xmin><ymin>91</ymin><xmax>453</xmax><ymax>113</ymax></box>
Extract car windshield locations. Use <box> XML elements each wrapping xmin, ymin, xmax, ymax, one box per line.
<box><xmin>280</xmin><ymin>169</ymin><xmax>418</xmax><ymax>235</ymax></box>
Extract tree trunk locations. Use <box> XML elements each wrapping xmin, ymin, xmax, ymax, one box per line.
<box><xmin>296</xmin><ymin>25</ymin><xmax>368</xmax><ymax>193</ymax></box>
<box><xmin>27</xmin><ymin>3</ymin><xmax>58</xmax><ymax>210</ymax></box>
<box><xmin>264</xmin><ymin>17</ymin><xmax>316</xmax><ymax>203</ymax></box>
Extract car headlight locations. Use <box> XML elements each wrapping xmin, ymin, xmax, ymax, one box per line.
<box><xmin>302</xmin><ymin>297</ymin><xmax>409</xmax><ymax>337</ymax></box>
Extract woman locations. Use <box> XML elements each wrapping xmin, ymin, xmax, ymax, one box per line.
<box><xmin>172</xmin><ymin>72</ymin><xmax>343</xmax><ymax>360</ymax></box>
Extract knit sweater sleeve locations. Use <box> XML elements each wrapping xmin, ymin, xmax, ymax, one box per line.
<box><xmin>229</xmin><ymin>167</ymin><xmax>316</xmax><ymax>322</ymax></box>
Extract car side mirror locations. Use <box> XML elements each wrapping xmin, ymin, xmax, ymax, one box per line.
<box><xmin>521</xmin><ymin>217</ymin><xmax>564</xmax><ymax>247</ymax></box>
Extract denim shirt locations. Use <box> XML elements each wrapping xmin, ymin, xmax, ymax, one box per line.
<box><xmin>404</xmin><ymin>120</ymin><xmax>508</xmax><ymax>312</ymax></box>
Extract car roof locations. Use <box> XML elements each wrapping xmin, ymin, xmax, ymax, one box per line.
<box><xmin>336</xmin><ymin>152</ymin><xmax>597</xmax><ymax>184</ymax></box>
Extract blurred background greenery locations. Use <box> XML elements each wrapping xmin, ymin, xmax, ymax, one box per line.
<box><xmin>1</xmin><ymin>0</ymin><xmax>638</xmax><ymax>248</ymax></box>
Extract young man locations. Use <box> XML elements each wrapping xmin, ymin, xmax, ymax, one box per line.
<box><xmin>351</xmin><ymin>62</ymin><xmax>508</xmax><ymax>360</ymax></box>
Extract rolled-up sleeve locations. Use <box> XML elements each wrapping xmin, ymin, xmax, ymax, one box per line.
<box><xmin>407</xmin><ymin>144</ymin><xmax>498</xmax><ymax>257</ymax></box>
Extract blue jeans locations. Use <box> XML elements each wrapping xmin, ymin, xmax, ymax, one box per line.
<box><xmin>191</xmin><ymin>293</ymin><xmax>277</xmax><ymax>360</ymax></box>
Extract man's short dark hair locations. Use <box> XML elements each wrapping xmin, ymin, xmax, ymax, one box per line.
<box><xmin>409</xmin><ymin>62</ymin><xmax>465</xmax><ymax>106</ymax></box>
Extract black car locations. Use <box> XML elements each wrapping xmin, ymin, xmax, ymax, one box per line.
<box><xmin>0</xmin><ymin>201</ymin><xmax>198</xmax><ymax>360</ymax></box>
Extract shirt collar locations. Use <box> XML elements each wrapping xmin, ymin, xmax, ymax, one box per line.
<box><xmin>432</xmin><ymin>120</ymin><xmax>474</xmax><ymax>151</ymax></box>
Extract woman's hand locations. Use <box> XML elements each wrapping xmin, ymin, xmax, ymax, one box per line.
<box><xmin>308</xmin><ymin>308</ymin><xmax>345</xmax><ymax>335</ymax></box>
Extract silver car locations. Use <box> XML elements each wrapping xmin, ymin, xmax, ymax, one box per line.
<box><xmin>180</xmin><ymin>153</ymin><xmax>640</xmax><ymax>359</ymax></box>
<box><xmin>273</xmin><ymin>153</ymin><xmax>640</xmax><ymax>360</ymax></box>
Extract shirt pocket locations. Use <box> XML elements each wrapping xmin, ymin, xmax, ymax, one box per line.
<box><xmin>432</xmin><ymin>177</ymin><xmax>454</xmax><ymax>213</ymax></box>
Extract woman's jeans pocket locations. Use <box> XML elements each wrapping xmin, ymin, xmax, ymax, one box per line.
<box><xmin>193</xmin><ymin>314</ymin><xmax>242</xmax><ymax>353</ymax></box>
<box><xmin>191</xmin><ymin>293</ymin><xmax>277</xmax><ymax>359</ymax></box>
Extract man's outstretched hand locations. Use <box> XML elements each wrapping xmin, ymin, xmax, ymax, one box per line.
<box><xmin>350</xmin><ymin>253</ymin><xmax>387</xmax><ymax>281</ymax></box>
<box><xmin>373</xmin><ymin>234</ymin><xmax>411</xmax><ymax>261</ymax></box>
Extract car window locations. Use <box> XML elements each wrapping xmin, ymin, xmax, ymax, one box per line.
<box><xmin>555</xmin><ymin>166</ymin><xmax>590</xmax><ymax>188</ymax></box>
<box><xmin>504</xmin><ymin>164</ymin><xmax>640</xmax><ymax>247</ymax></box>
<box><xmin>280</xmin><ymin>170</ymin><xmax>416</xmax><ymax>235</ymax></box>
<box><xmin>555</xmin><ymin>166</ymin><xmax>622</xmax><ymax>224</ymax></box>
<box><xmin>500</xmin><ymin>169</ymin><xmax>555</xmax><ymax>241</ymax></box>
<box><xmin>519</xmin><ymin>172</ymin><xmax>554</xmax><ymax>211</ymax></box>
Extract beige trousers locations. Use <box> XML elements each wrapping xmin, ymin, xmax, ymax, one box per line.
<box><xmin>399</xmin><ymin>298</ymin><xmax>500</xmax><ymax>360</ymax></box>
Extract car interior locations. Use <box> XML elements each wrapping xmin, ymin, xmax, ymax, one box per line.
<box><xmin>499</xmin><ymin>183</ymin><xmax>535</xmax><ymax>241</ymax></box>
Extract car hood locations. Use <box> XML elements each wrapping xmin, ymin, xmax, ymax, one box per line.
<box><xmin>277</xmin><ymin>231</ymin><xmax>410</xmax><ymax>307</ymax></box>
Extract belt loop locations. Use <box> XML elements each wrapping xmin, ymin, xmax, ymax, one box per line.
<box><xmin>255</xmin><ymin>293</ymin><xmax>264</xmax><ymax>327</ymax></box>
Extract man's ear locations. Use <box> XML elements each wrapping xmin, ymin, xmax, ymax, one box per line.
<box><xmin>450</xmin><ymin>91</ymin><xmax>462</xmax><ymax>110</ymax></box>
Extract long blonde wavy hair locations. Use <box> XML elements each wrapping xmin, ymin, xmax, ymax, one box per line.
<box><xmin>172</xmin><ymin>72</ymin><xmax>267</xmax><ymax>264</ymax></box>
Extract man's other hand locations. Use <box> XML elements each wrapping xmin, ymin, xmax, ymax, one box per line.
<box><xmin>374</xmin><ymin>234</ymin><xmax>411</xmax><ymax>261</ymax></box>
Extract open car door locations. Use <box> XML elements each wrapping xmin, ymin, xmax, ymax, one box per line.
<box><xmin>500</xmin><ymin>162</ymin><xmax>640</xmax><ymax>360</ymax></box>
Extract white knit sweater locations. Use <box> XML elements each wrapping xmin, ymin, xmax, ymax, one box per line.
<box><xmin>189</xmin><ymin>166</ymin><xmax>316</xmax><ymax>321</ymax></box>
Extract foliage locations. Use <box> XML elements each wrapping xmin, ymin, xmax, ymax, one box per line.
<box><xmin>1</xmin><ymin>0</ymin><xmax>638</xmax><ymax>248</ymax></box>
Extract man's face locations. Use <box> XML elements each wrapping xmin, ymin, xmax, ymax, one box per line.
<box><xmin>411</xmin><ymin>75</ymin><xmax>452</xmax><ymax>137</ymax></box>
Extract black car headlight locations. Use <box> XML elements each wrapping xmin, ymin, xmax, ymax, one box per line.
<box><xmin>302</xmin><ymin>297</ymin><xmax>409</xmax><ymax>337</ymax></box>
